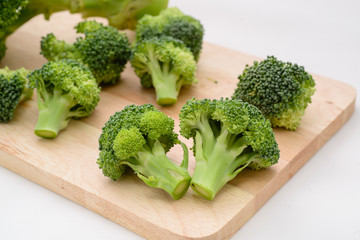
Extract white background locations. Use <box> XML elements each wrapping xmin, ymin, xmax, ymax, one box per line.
<box><xmin>1</xmin><ymin>0</ymin><xmax>360</xmax><ymax>239</ymax></box>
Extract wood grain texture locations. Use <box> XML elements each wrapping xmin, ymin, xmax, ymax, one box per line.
<box><xmin>0</xmin><ymin>12</ymin><xmax>356</xmax><ymax>240</ymax></box>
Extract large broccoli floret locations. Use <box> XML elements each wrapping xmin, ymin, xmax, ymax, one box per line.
<box><xmin>136</xmin><ymin>7</ymin><xmax>204</xmax><ymax>61</ymax></box>
<box><xmin>179</xmin><ymin>98</ymin><xmax>280</xmax><ymax>200</ymax></box>
<box><xmin>0</xmin><ymin>66</ymin><xmax>33</xmax><ymax>122</ymax></box>
<box><xmin>97</xmin><ymin>104</ymin><xmax>191</xmax><ymax>200</ymax></box>
<box><xmin>28</xmin><ymin>59</ymin><xmax>100</xmax><ymax>139</ymax></box>
<box><xmin>0</xmin><ymin>0</ymin><xmax>168</xmax><ymax>61</ymax></box>
<box><xmin>130</xmin><ymin>36</ymin><xmax>197</xmax><ymax>106</ymax></box>
<box><xmin>233</xmin><ymin>56</ymin><xmax>316</xmax><ymax>130</ymax></box>
<box><xmin>40</xmin><ymin>20</ymin><xmax>131</xmax><ymax>85</ymax></box>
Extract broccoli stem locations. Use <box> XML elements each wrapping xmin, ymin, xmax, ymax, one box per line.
<box><xmin>148</xmin><ymin>57</ymin><xmax>179</xmax><ymax>105</ymax></box>
<box><xmin>1</xmin><ymin>0</ymin><xmax>167</xmax><ymax>61</ymax></box>
<box><xmin>152</xmin><ymin>72</ymin><xmax>178</xmax><ymax>106</ymax></box>
<box><xmin>0</xmin><ymin>1</ymin><xmax>70</xmax><ymax>60</ymax></box>
<box><xmin>127</xmin><ymin>140</ymin><xmax>191</xmax><ymax>200</ymax></box>
<box><xmin>101</xmin><ymin>0</ymin><xmax>151</xmax><ymax>29</ymax></box>
<box><xmin>34</xmin><ymin>89</ymin><xmax>73</xmax><ymax>139</ymax></box>
<box><xmin>0</xmin><ymin>0</ymin><xmax>145</xmax><ymax>42</ymax></box>
<box><xmin>19</xmin><ymin>85</ymin><xmax>34</xmax><ymax>102</ymax></box>
<box><xmin>3</xmin><ymin>0</ymin><xmax>71</xmax><ymax>36</ymax></box>
<box><xmin>79</xmin><ymin>0</ymin><xmax>159</xmax><ymax>29</ymax></box>
<box><xmin>2</xmin><ymin>0</ymin><xmax>166</xmax><ymax>40</ymax></box>
<box><xmin>0</xmin><ymin>8</ymin><xmax>37</xmax><ymax>46</ymax></box>
<box><xmin>190</xmin><ymin>126</ymin><xmax>255</xmax><ymax>200</ymax></box>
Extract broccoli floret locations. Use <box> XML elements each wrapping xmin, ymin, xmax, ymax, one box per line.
<box><xmin>40</xmin><ymin>20</ymin><xmax>131</xmax><ymax>85</ymax></box>
<box><xmin>136</xmin><ymin>7</ymin><xmax>204</xmax><ymax>61</ymax></box>
<box><xmin>97</xmin><ymin>104</ymin><xmax>191</xmax><ymax>200</ymax></box>
<box><xmin>233</xmin><ymin>56</ymin><xmax>316</xmax><ymax>130</ymax></box>
<box><xmin>130</xmin><ymin>36</ymin><xmax>197</xmax><ymax>106</ymax></box>
<box><xmin>0</xmin><ymin>0</ymin><xmax>168</xmax><ymax>61</ymax></box>
<box><xmin>179</xmin><ymin>98</ymin><xmax>280</xmax><ymax>200</ymax></box>
<box><xmin>28</xmin><ymin>59</ymin><xmax>100</xmax><ymax>139</ymax></box>
<box><xmin>0</xmin><ymin>66</ymin><xmax>33</xmax><ymax>122</ymax></box>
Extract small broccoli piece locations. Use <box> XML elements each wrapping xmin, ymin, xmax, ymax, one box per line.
<box><xmin>0</xmin><ymin>0</ymin><xmax>168</xmax><ymax>61</ymax></box>
<box><xmin>130</xmin><ymin>36</ymin><xmax>197</xmax><ymax>106</ymax></box>
<box><xmin>179</xmin><ymin>98</ymin><xmax>280</xmax><ymax>200</ymax></box>
<box><xmin>233</xmin><ymin>56</ymin><xmax>316</xmax><ymax>130</ymax></box>
<box><xmin>28</xmin><ymin>59</ymin><xmax>100</xmax><ymax>139</ymax></box>
<box><xmin>0</xmin><ymin>66</ymin><xmax>33</xmax><ymax>122</ymax></box>
<box><xmin>136</xmin><ymin>7</ymin><xmax>204</xmax><ymax>61</ymax></box>
<box><xmin>97</xmin><ymin>104</ymin><xmax>191</xmax><ymax>200</ymax></box>
<box><xmin>40</xmin><ymin>20</ymin><xmax>131</xmax><ymax>85</ymax></box>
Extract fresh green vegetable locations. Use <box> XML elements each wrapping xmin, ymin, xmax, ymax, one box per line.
<box><xmin>97</xmin><ymin>104</ymin><xmax>191</xmax><ymax>200</ymax></box>
<box><xmin>130</xmin><ymin>36</ymin><xmax>197</xmax><ymax>106</ymax></box>
<box><xmin>28</xmin><ymin>59</ymin><xmax>100</xmax><ymax>139</ymax></box>
<box><xmin>179</xmin><ymin>98</ymin><xmax>280</xmax><ymax>200</ymax></box>
<box><xmin>136</xmin><ymin>7</ymin><xmax>204</xmax><ymax>61</ymax></box>
<box><xmin>0</xmin><ymin>66</ymin><xmax>33</xmax><ymax>122</ymax></box>
<box><xmin>0</xmin><ymin>0</ymin><xmax>168</xmax><ymax>61</ymax></box>
<box><xmin>40</xmin><ymin>20</ymin><xmax>131</xmax><ymax>85</ymax></box>
<box><xmin>233</xmin><ymin>56</ymin><xmax>316</xmax><ymax>130</ymax></box>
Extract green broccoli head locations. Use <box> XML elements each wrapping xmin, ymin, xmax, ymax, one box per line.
<box><xmin>233</xmin><ymin>56</ymin><xmax>316</xmax><ymax>130</ymax></box>
<box><xmin>40</xmin><ymin>20</ymin><xmax>132</xmax><ymax>85</ymax></box>
<box><xmin>179</xmin><ymin>98</ymin><xmax>280</xmax><ymax>200</ymax></box>
<box><xmin>0</xmin><ymin>66</ymin><xmax>33</xmax><ymax>122</ymax></box>
<box><xmin>130</xmin><ymin>36</ymin><xmax>197</xmax><ymax>106</ymax></box>
<box><xmin>136</xmin><ymin>7</ymin><xmax>204</xmax><ymax>61</ymax></box>
<box><xmin>28</xmin><ymin>59</ymin><xmax>100</xmax><ymax>139</ymax></box>
<box><xmin>97</xmin><ymin>104</ymin><xmax>191</xmax><ymax>200</ymax></box>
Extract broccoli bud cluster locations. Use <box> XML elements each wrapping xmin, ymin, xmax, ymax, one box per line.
<box><xmin>233</xmin><ymin>56</ymin><xmax>316</xmax><ymax>130</ymax></box>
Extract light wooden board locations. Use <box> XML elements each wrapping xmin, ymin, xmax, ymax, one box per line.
<box><xmin>0</xmin><ymin>12</ymin><xmax>356</xmax><ymax>240</ymax></box>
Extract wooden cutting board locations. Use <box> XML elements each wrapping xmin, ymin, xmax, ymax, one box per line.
<box><xmin>0</xmin><ymin>12</ymin><xmax>356</xmax><ymax>240</ymax></box>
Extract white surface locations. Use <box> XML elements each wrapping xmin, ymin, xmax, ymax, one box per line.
<box><xmin>1</xmin><ymin>0</ymin><xmax>359</xmax><ymax>239</ymax></box>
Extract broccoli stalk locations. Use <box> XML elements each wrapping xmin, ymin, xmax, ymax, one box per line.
<box><xmin>28</xmin><ymin>59</ymin><xmax>100</xmax><ymax>138</ymax></box>
<box><xmin>97</xmin><ymin>104</ymin><xmax>191</xmax><ymax>200</ymax></box>
<box><xmin>131</xmin><ymin>37</ymin><xmax>197</xmax><ymax>106</ymax></box>
<box><xmin>113</xmin><ymin>130</ymin><xmax>190</xmax><ymax>198</ymax></box>
<box><xmin>0</xmin><ymin>0</ymin><xmax>168</xmax><ymax>61</ymax></box>
<box><xmin>18</xmin><ymin>86</ymin><xmax>33</xmax><ymax>103</ymax></box>
<box><xmin>191</xmin><ymin>124</ymin><xmax>260</xmax><ymax>200</ymax></box>
<box><xmin>147</xmin><ymin>53</ymin><xmax>180</xmax><ymax>105</ymax></box>
<box><xmin>34</xmin><ymin>89</ymin><xmax>75</xmax><ymax>138</ymax></box>
<box><xmin>179</xmin><ymin>98</ymin><xmax>280</xmax><ymax>200</ymax></box>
